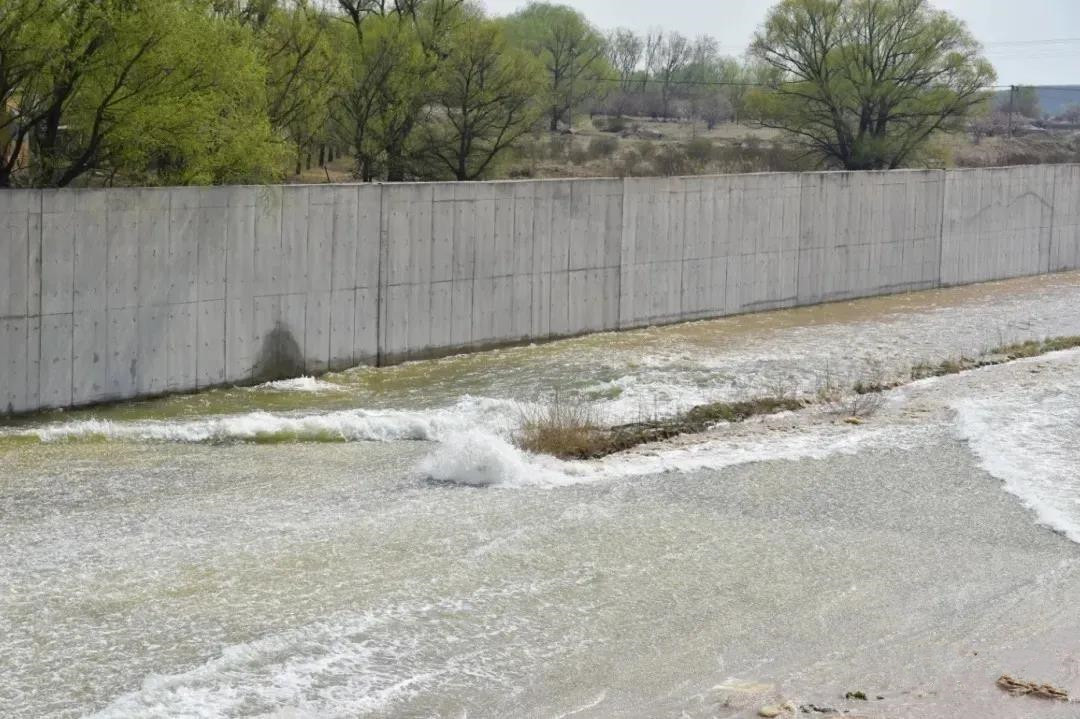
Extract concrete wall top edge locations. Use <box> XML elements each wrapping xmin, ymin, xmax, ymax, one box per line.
<box><xmin>5</xmin><ymin>162</ymin><xmax>1078</xmax><ymax>197</ymax></box>
<box><xmin>941</xmin><ymin>162</ymin><xmax>1080</xmax><ymax>175</ymax></box>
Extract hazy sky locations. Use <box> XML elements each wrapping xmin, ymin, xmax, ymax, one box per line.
<box><xmin>479</xmin><ymin>0</ymin><xmax>1080</xmax><ymax>87</ymax></box>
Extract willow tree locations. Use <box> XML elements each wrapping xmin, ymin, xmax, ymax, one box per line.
<box><xmin>261</xmin><ymin>1</ymin><xmax>342</xmax><ymax>176</ymax></box>
<box><xmin>423</xmin><ymin>18</ymin><xmax>541</xmax><ymax>180</ymax></box>
<box><xmin>1</xmin><ymin>0</ymin><xmax>280</xmax><ymax>187</ymax></box>
<box><xmin>335</xmin><ymin>0</ymin><xmax>465</xmax><ymax>181</ymax></box>
<box><xmin>0</xmin><ymin>0</ymin><xmax>57</xmax><ymax>186</ymax></box>
<box><xmin>749</xmin><ymin>0</ymin><xmax>996</xmax><ymax>170</ymax></box>
<box><xmin>504</xmin><ymin>3</ymin><xmax>611</xmax><ymax>131</ymax></box>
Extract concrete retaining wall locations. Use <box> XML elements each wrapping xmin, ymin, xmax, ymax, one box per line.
<box><xmin>3</xmin><ymin>164</ymin><xmax>1077</xmax><ymax>414</ymax></box>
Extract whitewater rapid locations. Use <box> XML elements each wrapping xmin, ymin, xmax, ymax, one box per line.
<box><xmin>5</xmin><ymin>273</ymin><xmax>1080</xmax><ymax>719</ymax></box>
<box><xmin>952</xmin><ymin>355</ymin><xmax>1080</xmax><ymax>544</ymax></box>
<box><xmin>8</xmin><ymin>350</ymin><xmax>1079</xmax><ymax>546</ymax></box>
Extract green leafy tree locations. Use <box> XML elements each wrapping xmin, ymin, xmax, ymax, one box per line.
<box><xmin>261</xmin><ymin>0</ymin><xmax>342</xmax><ymax>176</ymax></box>
<box><xmin>211</xmin><ymin>0</ymin><xmax>278</xmax><ymax>30</ymax></box>
<box><xmin>749</xmin><ymin>0</ymin><xmax>996</xmax><ymax>170</ymax></box>
<box><xmin>112</xmin><ymin>8</ymin><xmax>283</xmax><ymax>185</ymax></box>
<box><xmin>1</xmin><ymin>0</ymin><xmax>281</xmax><ymax>187</ymax></box>
<box><xmin>504</xmin><ymin>3</ymin><xmax>611</xmax><ymax>131</ymax></box>
<box><xmin>335</xmin><ymin>0</ymin><xmax>464</xmax><ymax>181</ymax></box>
<box><xmin>334</xmin><ymin>13</ymin><xmax>429</xmax><ymax>180</ymax></box>
<box><xmin>0</xmin><ymin>0</ymin><xmax>61</xmax><ymax>186</ymax></box>
<box><xmin>422</xmin><ymin>18</ymin><xmax>541</xmax><ymax>180</ymax></box>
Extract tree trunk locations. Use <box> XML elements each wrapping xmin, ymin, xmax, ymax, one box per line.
<box><xmin>386</xmin><ymin>143</ymin><xmax>405</xmax><ymax>182</ymax></box>
<box><xmin>318</xmin><ymin>145</ymin><xmax>325</xmax><ymax>167</ymax></box>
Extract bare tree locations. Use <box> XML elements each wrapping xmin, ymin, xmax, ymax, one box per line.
<box><xmin>651</xmin><ymin>31</ymin><xmax>691</xmax><ymax>119</ymax></box>
<box><xmin>641</xmin><ymin>29</ymin><xmax>663</xmax><ymax>91</ymax></box>
<box><xmin>607</xmin><ymin>29</ymin><xmax>643</xmax><ymax>93</ymax></box>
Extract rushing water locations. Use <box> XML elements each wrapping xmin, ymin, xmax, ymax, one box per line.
<box><xmin>3</xmin><ymin>272</ymin><xmax>1080</xmax><ymax>718</ymax></box>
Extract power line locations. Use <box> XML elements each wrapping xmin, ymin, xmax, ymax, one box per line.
<box><xmin>983</xmin><ymin>37</ymin><xmax>1080</xmax><ymax>47</ymax></box>
<box><xmin>988</xmin><ymin>85</ymin><xmax>1080</xmax><ymax>92</ymax></box>
<box><xmin>597</xmin><ymin>76</ymin><xmax>1080</xmax><ymax>93</ymax></box>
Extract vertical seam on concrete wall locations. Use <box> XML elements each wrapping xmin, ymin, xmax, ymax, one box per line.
<box><xmin>792</xmin><ymin>175</ymin><xmax>802</xmax><ymax>305</ymax></box>
<box><xmin>302</xmin><ymin>190</ymin><xmax>310</xmax><ymax>372</ymax></box>
<box><xmin>563</xmin><ymin>182</ymin><xmax>571</xmax><ymax>333</ymax></box>
<box><xmin>565</xmin><ymin>182</ymin><xmax>572</xmax><ymax>330</ymax></box>
<box><xmin>429</xmin><ymin>186</ymin><xmax>437</xmax><ymax>348</ymax></box>
<box><xmin>327</xmin><ymin>189</ymin><xmax>337</xmax><ymax>366</ymax></box>
<box><xmin>223</xmin><ymin>190</ymin><xmax>231</xmax><ymax>383</ymax></box>
<box><xmin>677</xmin><ymin>180</ymin><xmax>686</xmax><ymax>320</ymax></box>
<box><xmin>104</xmin><ymin>193</ymin><xmax>111</xmax><ymax>398</ymax></box>
<box><xmin>510</xmin><ymin>185</ymin><xmax>517</xmax><ymax>339</ymax></box>
<box><xmin>1047</xmin><ymin>166</ymin><xmax>1058</xmax><ymax>273</ymax></box>
<box><xmin>795</xmin><ymin>174</ymin><xmax>805</xmax><ymax>302</ymax></box>
<box><xmin>376</xmin><ymin>184</ymin><xmax>387</xmax><ymax>366</ymax></box>
<box><xmin>69</xmin><ymin>193</ymin><xmax>77</xmax><ymax>404</ymax></box>
<box><xmin>616</xmin><ymin>178</ymin><xmax>624</xmax><ymax>330</ymax></box>
<box><xmin>277</xmin><ymin>185</ymin><xmax>285</xmax><ymax>360</ymax></box>
<box><xmin>469</xmin><ymin>190</ymin><xmax>480</xmax><ymax>345</ymax></box>
<box><xmin>936</xmin><ymin>170</ymin><xmax>947</xmax><ymax>287</ymax></box>
<box><xmin>194</xmin><ymin>191</ymin><xmax>202</xmax><ymax>388</ymax></box>
<box><xmin>35</xmin><ymin>190</ymin><xmax>43</xmax><ymax>406</ymax></box>
<box><xmin>448</xmin><ymin>188</ymin><xmax>457</xmax><ymax>348</ymax></box>
<box><xmin>545</xmin><ymin>187</ymin><xmax>552</xmax><ymax>337</ymax></box>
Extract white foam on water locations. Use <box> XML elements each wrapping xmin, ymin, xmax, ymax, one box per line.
<box><xmin>15</xmin><ymin>396</ymin><xmax>522</xmax><ymax>445</ymax></box>
<box><xmin>595</xmin><ymin>423</ymin><xmax>909</xmax><ymax>480</ymax></box>
<box><xmin>89</xmin><ymin>589</ymin><xmax>557</xmax><ymax>719</ymax></box>
<box><xmin>417</xmin><ymin>429</ymin><xmax>586</xmax><ymax>488</ymax></box>
<box><xmin>953</xmin><ymin>371</ymin><xmax>1080</xmax><ymax>544</ymax></box>
<box><xmin>414</xmin><ymin>419</ymin><xmax>920</xmax><ymax>489</ymax></box>
<box><xmin>253</xmin><ymin>376</ymin><xmax>344</xmax><ymax>393</ymax></box>
<box><xmin>27</xmin><ymin>411</ymin><xmax>440</xmax><ymax>443</ymax></box>
<box><xmin>89</xmin><ymin>612</ymin><xmax>434</xmax><ymax>719</ymax></box>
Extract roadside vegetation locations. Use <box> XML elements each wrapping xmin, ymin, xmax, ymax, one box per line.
<box><xmin>7</xmin><ymin>0</ymin><xmax>1071</xmax><ymax>189</ymax></box>
<box><xmin>516</xmin><ymin>335</ymin><xmax>1080</xmax><ymax>460</ymax></box>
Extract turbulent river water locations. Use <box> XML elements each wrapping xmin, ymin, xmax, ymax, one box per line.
<box><xmin>3</xmin><ymin>272</ymin><xmax>1080</xmax><ymax>718</ymax></box>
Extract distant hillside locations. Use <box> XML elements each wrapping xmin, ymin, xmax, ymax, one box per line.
<box><xmin>1038</xmin><ymin>87</ymin><xmax>1080</xmax><ymax>116</ymax></box>
<box><xmin>994</xmin><ymin>86</ymin><xmax>1080</xmax><ymax>118</ymax></box>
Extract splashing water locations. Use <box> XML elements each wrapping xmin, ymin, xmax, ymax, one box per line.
<box><xmin>954</xmin><ymin>356</ymin><xmax>1080</xmax><ymax>543</ymax></box>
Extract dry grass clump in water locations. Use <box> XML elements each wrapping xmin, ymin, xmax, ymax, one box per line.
<box><xmin>996</xmin><ymin>335</ymin><xmax>1080</xmax><ymax>359</ymax></box>
<box><xmin>908</xmin><ymin>336</ymin><xmax>1080</xmax><ymax>381</ymax></box>
<box><xmin>515</xmin><ymin>398</ymin><xmax>609</xmax><ymax>458</ymax></box>
<box><xmin>515</xmin><ymin>335</ymin><xmax>1080</xmax><ymax>460</ymax></box>
<box><xmin>516</xmin><ymin>395</ymin><xmax>805</xmax><ymax>460</ymax></box>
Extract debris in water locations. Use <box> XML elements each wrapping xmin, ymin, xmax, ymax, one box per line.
<box><xmin>996</xmin><ymin>674</ymin><xmax>1069</xmax><ymax>700</ymax></box>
